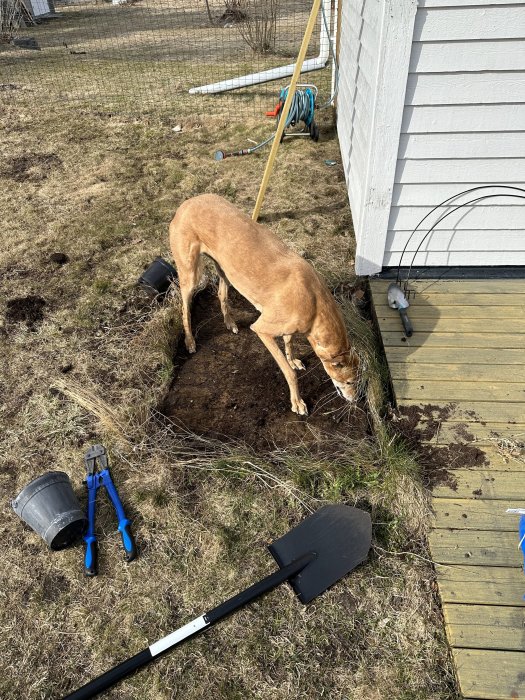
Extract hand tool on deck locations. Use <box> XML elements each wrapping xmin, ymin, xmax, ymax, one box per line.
<box><xmin>83</xmin><ymin>445</ymin><xmax>137</xmax><ymax>577</ymax></box>
<box><xmin>63</xmin><ymin>504</ymin><xmax>371</xmax><ymax>699</ymax></box>
<box><xmin>387</xmin><ymin>283</ymin><xmax>413</xmax><ymax>337</ymax></box>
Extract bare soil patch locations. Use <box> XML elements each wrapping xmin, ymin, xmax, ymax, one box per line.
<box><xmin>161</xmin><ymin>288</ymin><xmax>370</xmax><ymax>451</ymax></box>
<box><xmin>1</xmin><ymin>152</ymin><xmax>62</xmax><ymax>182</ymax></box>
<box><xmin>5</xmin><ymin>294</ymin><xmax>46</xmax><ymax>328</ymax></box>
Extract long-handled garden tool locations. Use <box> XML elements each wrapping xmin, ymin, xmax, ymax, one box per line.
<box><xmin>62</xmin><ymin>504</ymin><xmax>372</xmax><ymax>700</ymax></box>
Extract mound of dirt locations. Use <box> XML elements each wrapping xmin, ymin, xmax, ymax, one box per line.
<box><xmin>161</xmin><ymin>289</ymin><xmax>369</xmax><ymax>452</ymax></box>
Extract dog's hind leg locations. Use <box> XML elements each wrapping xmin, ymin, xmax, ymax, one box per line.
<box><xmin>216</xmin><ymin>264</ymin><xmax>238</xmax><ymax>334</ymax></box>
<box><xmin>177</xmin><ymin>243</ymin><xmax>201</xmax><ymax>354</ymax></box>
<box><xmin>283</xmin><ymin>334</ymin><xmax>305</xmax><ymax>371</ymax></box>
<box><xmin>251</xmin><ymin>319</ymin><xmax>307</xmax><ymax>416</ymax></box>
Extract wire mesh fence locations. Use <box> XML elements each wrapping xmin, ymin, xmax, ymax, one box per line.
<box><xmin>0</xmin><ymin>0</ymin><xmax>336</xmax><ymax>116</ymax></box>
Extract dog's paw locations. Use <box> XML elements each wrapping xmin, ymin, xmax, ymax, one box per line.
<box><xmin>290</xmin><ymin>359</ymin><xmax>305</xmax><ymax>371</ymax></box>
<box><xmin>225</xmin><ymin>317</ymin><xmax>238</xmax><ymax>334</ymax></box>
<box><xmin>185</xmin><ymin>338</ymin><xmax>197</xmax><ymax>353</ymax></box>
<box><xmin>291</xmin><ymin>398</ymin><xmax>308</xmax><ymax>416</ymax></box>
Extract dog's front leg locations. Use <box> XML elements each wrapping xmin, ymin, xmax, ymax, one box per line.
<box><xmin>251</xmin><ymin>324</ymin><xmax>308</xmax><ymax>416</ymax></box>
<box><xmin>283</xmin><ymin>334</ymin><xmax>305</xmax><ymax>371</ymax></box>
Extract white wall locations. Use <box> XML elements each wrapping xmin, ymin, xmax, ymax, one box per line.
<box><xmin>29</xmin><ymin>0</ymin><xmax>51</xmax><ymax>16</ymax></box>
<box><xmin>337</xmin><ymin>0</ymin><xmax>418</xmax><ymax>275</ymax></box>
<box><xmin>385</xmin><ymin>0</ymin><xmax>525</xmax><ymax>268</ymax></box>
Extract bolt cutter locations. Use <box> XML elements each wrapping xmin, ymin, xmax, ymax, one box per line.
<box><xmin>84</xmin><ymin>444</ymin><xmax>137</xmax><ymax>576</ymax></box>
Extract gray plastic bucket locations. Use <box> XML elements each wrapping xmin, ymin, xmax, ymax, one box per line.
<box><xmin>12</xmin><ymin>471</ymin><xmax>87</xmax><ymax>550</ymax></box>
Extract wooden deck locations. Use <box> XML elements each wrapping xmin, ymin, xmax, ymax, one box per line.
<box><xmin>370</xmin><ymin>278</ymin><xmax>525</xmax><ymax>700</ymax></box>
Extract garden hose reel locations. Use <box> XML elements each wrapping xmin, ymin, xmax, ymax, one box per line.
<box><xmin>214</xmin><ymin>84</ymin><xmax>320</xmax><ymax>161</ymax></box>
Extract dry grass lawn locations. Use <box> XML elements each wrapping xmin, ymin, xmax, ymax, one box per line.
<box><xmin>1</xmin><ymin>12</ymin><xmax>458</xmax><ymax>698</ymax></box>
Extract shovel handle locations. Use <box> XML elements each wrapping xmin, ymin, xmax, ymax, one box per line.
<box><xmin>62</xmin><ymin>553</ymin><xmax>315</xmax><ymax>699</ymax></box>
<box><xmin>399</xmin><ymin>308</ymin><xmax>413</xmax><ymax>338</ymax></box>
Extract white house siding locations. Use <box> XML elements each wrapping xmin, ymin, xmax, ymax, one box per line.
<box><xmin>385</xmin><ymin>0</ymin><xmax>525</xmax><ymax>268</ymax></box>
<box><xmin>29</xmin><ymin>0</ymin><xmax>51</xmax><ymax>16</ymax></box>
<box><xmin>337</xmin><ymin>0</ymin><xmax>381</xmax><ymax>228</ymax></box>
<box><xmin>337</xmin><ymin>0</ymin><xmax>418</xmax><ymax>274</ymax></box>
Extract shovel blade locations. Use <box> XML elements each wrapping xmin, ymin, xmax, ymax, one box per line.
<box><xmin>268</xmin><ymin>505</ymin><xmax>372</xmax><ymax>604</ymax></box>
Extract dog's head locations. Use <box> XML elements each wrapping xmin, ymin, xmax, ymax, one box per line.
<box><xmin>320</xmin><ymin>348</ymin><xmax>359</xmax><ymax>402</ymax></box>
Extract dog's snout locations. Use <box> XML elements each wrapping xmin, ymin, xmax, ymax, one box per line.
<box><xmin>332</xmin><ymin>379</ymin><xmax>356</xmax><ymax>403</ymax></box>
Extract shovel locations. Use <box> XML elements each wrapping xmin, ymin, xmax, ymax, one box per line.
<box><xmin>62</xmin><ymin>504</ymin><xmax>372</xmax><ymax>700</ymax></box>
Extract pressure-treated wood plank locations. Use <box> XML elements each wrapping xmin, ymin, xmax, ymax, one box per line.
<box><xmin>390</xmin><ymin>363</ymin><xmax>525</xmax><ymax>383</ymax></box>
<box><xmin>393</xmin><ymin>379</ymin><xmax>525</xmax><ymax>403</ymax></box>
<box><xmin>444</xmin><ymin>604</ymin><xmax>525</xmax><ymax>651</ymax></box>
<box><xmin>370</xmin><ymin>279</ymin><xmax>525</xmax><ymax>295</ymax></box>
<box><xmin>436</xmin><ymin>565</ymin><xmax>525</xmax><ymax>607</ymax></box>
<box><xmin>423</xmin><ymin>444</ymin><xmax>524</xmax><ymax>471</ymax></box>
<box><xmin>380</xmin><ymin>332</ymin><xmax>525</xmax><ymax>349</ymax></box>
<box><xmin>452</xmin><ymin>648</ymin><xmax>525</xmax><ymax>699</ymax></box>
<box><xmin>429</xmin><ymin>529</ymin><xmax>521</xmax><ymax>567</ymax></box>
<box><xmin>422</xmin><ymin>421</ymin><xmax>525</xmax><ymax>447</ymax></box>
<box><xmin>401</xmin><ymin>401</ymin><xmax>525</xmax><ymax>425</ymax></box>
<box><xmin>384</xmin><ymin>347</ymin><xmax>525</xmax><ymax>365</ymax></box>
<box><xmin>432</xmin><ymin>499</ymin><xmax>524</xmax><ymax>530</ymax></box>
<box><xmin>375</xmin><ymin>304</ymin><xmax>525</xmax><ymax>319</ymax></box>
<box><xmin>378</xmin><ymin>317</ymin><xmax>525</xmax><ymax>334</ymax></box>
<box><xmin>433</xmin><ymin>470</ymin><xmax>525</xmax><ymax>500</ymax></box>
<box><xmin>381</xmin><ymin>292</ymin><xmax>525</xmax><ymax>308</ymax></box>
<box><xmin>392</xmin><ymin>379</ymin><xmax>525</xmax><ymax>403</ymax></box>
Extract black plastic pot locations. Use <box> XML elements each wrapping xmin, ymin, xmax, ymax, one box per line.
<box><xmin>138</xmin><ymin>257</ymin><xmax>178</xmax><ymax>296</ymax></box>
<box><xmin>12</xmin><ymin>471</ymin><xmax>87</xmax><ymax>549</ymax></box>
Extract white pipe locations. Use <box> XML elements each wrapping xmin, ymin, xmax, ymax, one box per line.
<box><xmin>330</xmin><ymin>0</ymin><xmax>338</xmax><ymax>99</ymax></box>
<box><xmin>189</xmin><ymin>0</ymin><xmax>331</xmax><ymax>95</ymax></box>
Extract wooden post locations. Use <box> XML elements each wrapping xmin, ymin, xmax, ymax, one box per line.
<box><xmin>252</xmin><ymin>0</ymin><xmax>323</xmax><ymax>222</ymax></box>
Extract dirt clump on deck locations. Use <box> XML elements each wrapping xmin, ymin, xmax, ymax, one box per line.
<box><xmin>390</xmin><ymin>404</ymin><xmax>488</xmax><ymax>489</ymax></box>
<box><xmin>160</xmin><ymin>289</ymin><xmax>370</xmax><ymax>452</ymax></box>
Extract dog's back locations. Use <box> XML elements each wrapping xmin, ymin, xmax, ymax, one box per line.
<box><xmin>170</xmin><ymin>193</ymin><xmax>320</xmax><ymax>322</ymax></box>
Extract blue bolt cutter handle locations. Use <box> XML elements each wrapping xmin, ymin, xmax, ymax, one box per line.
<box><xmin>83</xmin><ymin>445</ymin><xmax>137</xmax><ymax>576</ymax></box>
<box><xmin>101</xmin><ymin>469</ymin><xmax>137</xmax><ymax>563</ymax></box>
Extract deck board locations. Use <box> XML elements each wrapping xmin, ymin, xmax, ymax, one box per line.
<box><xmin>436</xmin><ymin>565</ymin><xmax>525</xmax><ymax>607</ymax></box>
<box><xmin>370</xmin><ymin>277</ymin><xmax>525</xmax><ymax>700</ymax></box>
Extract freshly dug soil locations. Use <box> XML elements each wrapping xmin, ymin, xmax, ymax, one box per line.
<box><xmin>5</xmin><ymin>295</ymin><xmax>46</xmax><ymax>328</ymax></box>
<box><xmin>161</xmin><ymin>289</ymin><xmax>370</xmax><ymax>451</ymax></box>
<box><xmin>391</xmin><ymin>404</ymin><xmax>488</xmax><ymax>489</ymax></box>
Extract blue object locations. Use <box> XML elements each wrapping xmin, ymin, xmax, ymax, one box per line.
<box><xmin>83</xmin><ymin>445</ymin><xmax>137</xmax><ymax>576</ymax></box>
<box><xmin>279</xmin><ymin>87</ymin><xmax>315</xmax><ymax>128</ymax></box>
<box><xmin>520</xmin><ymin>516</ymin><xmax>525</xmax><ymax>573</ymax></box>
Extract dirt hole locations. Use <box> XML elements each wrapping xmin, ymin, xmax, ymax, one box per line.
<box><xmin>5</xmin><ymin>295</ymin><xmax>46</xmax><ymax>328</ymax></box>
<box><xmin>160</xmin><ymin>288</ymin><xmax>370</xmax><ymax>452</ymax></box>
<box><xmin>2</xmin><ymin>153</ymin><xmax>62</xmax><ymax>182</ymax></box>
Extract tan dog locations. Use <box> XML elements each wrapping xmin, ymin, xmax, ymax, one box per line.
<box><xmin>169</xmin><ymin>194</ymin><xmax>358</xmax><ymax>415</ymax></box>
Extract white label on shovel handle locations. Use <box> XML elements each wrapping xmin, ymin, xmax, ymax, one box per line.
<box><xmin>149</xmin><ymin>615</ymin><xmax>209</xmax><ymax>657</ymax></box>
